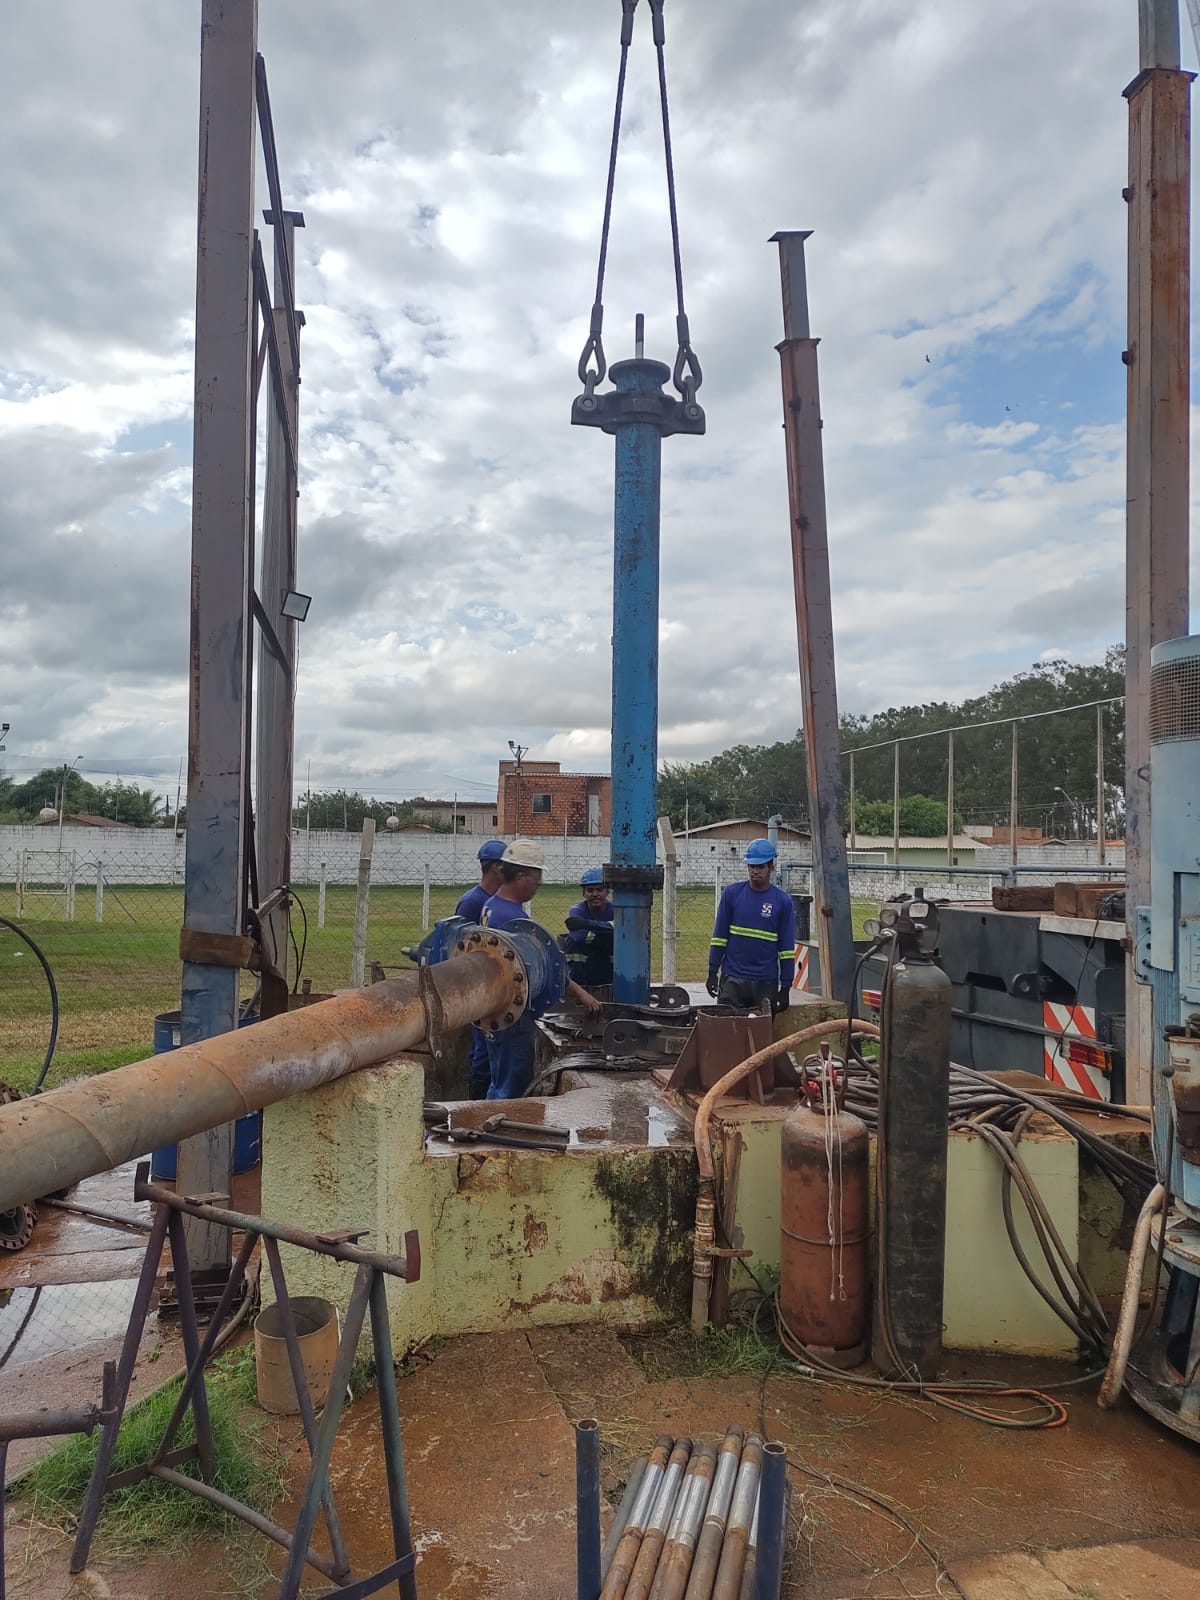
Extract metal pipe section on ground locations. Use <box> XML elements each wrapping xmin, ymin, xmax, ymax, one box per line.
<box><xmin>577</xmin><ymin>1419</ymin><xmax>603</xmax><ymax>1600</ymax></box>
<box><xmin>0</xmin><ymin>946</ymin><xmax>523</xmax><ymax>1213</ymax></box>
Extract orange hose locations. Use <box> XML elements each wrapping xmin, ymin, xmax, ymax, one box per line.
<box><xmin>693</xmin><ymin>1016</ymin><xmax>880</xmax><ymax>1181</ymax></box>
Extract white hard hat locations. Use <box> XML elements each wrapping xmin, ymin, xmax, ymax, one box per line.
<box><xmin>502</xmin><ymin>839</ymin><xmax>546</xmax><ymax>870</ymax></box>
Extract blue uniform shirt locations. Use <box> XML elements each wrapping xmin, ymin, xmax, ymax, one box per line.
<box><xmin>480</xmin><ymin>892</ymin><xmax>530</xmax><ymax>931</ymax></box>
<box><xmin>564</xmin><ymin>897</ymin><xmax>614</xmax><ymax>987</ymax></box>
<box><xmin>455</xmin><ymin>882</ymin><xmax>489</xmax><ymax>922</ymax></box>
<box><xmin>709</xmin><ymin>881</ymin><xmax>796</xmax><ymax>988</ymax></box>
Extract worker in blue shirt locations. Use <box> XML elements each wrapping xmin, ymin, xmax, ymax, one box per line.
<box><xmin>564</xmin><ymin>866</ymin><xmax>614</xmax><ymax>990</ymax></box>
<box><xmin>481</xmin><ymin>841</ymin><xmax>601</xmax><ymax>1098</ymax></box>
<box><xmin>454</xmin><ymin>839</ymin><xmax>506</xmax><ymax>1098</ymax></box>
<box><xmin>707</xmin><ymin>838</ymin><xmax>796</xmax><ymax>1014</ymax></box>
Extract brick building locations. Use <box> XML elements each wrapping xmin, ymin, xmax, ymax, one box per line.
<box><xmin>496</xmin><ymin>760</ymin><xmax>610</xmax><ymax>837</ymax></box>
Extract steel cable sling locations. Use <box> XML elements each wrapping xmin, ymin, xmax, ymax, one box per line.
<box><xmin>576</xmin><ymin>0</ymin><xmax>702</xmax><ymax>407</ymax></box>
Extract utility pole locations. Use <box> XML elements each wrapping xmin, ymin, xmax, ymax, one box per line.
<box><xmin>178</xmin><ymin>0</ymin><xmax>259</xmax><ymax>1280</ymax></box>
<box><xmin>771</xmin><ymin>232</ymin><xmax>854</xmax><ymax>1007</ymax></box>
<box><xmin>507</xmin><ymin>741</ymin><xmax>527</xmax><ymax>835</ymax></box>
<box><xmin>254</xmin><ymin>205</ymin><xmax>303</xmax><ymax>1018</ymax></box>
<box><xmin>1125</xmin><ymin>0</ymin><xmax>1191</xmax><ymax>1103</ymax></box>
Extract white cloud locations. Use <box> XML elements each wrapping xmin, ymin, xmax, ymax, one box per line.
<box><xmin>0</xmin><ymin>0</ymin><xmax>1178</xmax><ymax>804</ymax></box>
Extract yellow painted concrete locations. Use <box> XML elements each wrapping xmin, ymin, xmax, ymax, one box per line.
<box><xmin>263</xmin><ymin>1058</ymin><xmax>694</xmax><ymax>1352</ymax></box>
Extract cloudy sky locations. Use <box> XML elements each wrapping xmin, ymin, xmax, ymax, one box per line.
<box><xmin>0</xmin><ymin>1</ymin><xmax>1189</xmax><ymax>807</ymax></box>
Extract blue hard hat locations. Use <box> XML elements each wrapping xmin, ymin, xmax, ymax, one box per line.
<box><xmin>580</xmin><ymin>866</ymin><xmax>605</xmax><ymax>887</ymax></box>
<box><xmin>477</xmin><ymin>839</ymin><xmax>507</xmax><ymax>863</ymax></box>
<box><xmin>744</xmin><ymin>838</ymin><xmax>777</xmax><ymax>864</ymax></box>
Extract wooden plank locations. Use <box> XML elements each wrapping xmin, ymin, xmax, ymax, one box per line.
<box><xmin>992</xmin><ymin>886</ymin><xmax>1055</xmax><ymax>912</ymax></box>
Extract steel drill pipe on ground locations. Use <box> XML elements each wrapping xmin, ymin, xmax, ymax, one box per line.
<box><xmin>621</xmin><ymin>1438</ymin><xmax>694</xmax><ymax>1600</ymax></box>
<box><xmin>736</xmin><ymin>1494</ymin><xmax>759</xmax><ymax>1600</ymax></box>
<box><xmin>577</xmin><ymin>1419</ymin><xmax>604</xmax><ymax>1600</ymax></box>
<box><xmin>603</xmin><ymin>1436</ymin><xmax>675</xmax><ymax>1600</ymax></box>
<box><xmin>0</xmin><ymin>952</ymin><xmax>520</xmax><ymax>1213</ymax></box>
<box><xmin>603</xmin><ymin>1458</ymin><xmax>648</xmax><ymax>1580</ymax></box>
<box><xmin>690</xmin><ymin>1019</ymin><xmax>879</xmax><ymax>1332</ymax></box>
<box><xmin>752</xmin><ymin>1443</ymin><xmax>787</xmax><ymax>1600</ymax></box>
<box><xmin>650</xmin><ymin>1441</ymin><xmax>716</xmax><ymax>1600</ymax></box>
<box><xmin>711</xmin><ymin>1436</ymin><xmax>763</xmax><ymax>1600</ymax></box>
<box><xmin>683</xmin><ymin>1423</ymin><xmax>745</xmax><ymax>1600</ymax></box>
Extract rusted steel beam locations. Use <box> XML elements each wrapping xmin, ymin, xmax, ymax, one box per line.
<box><xmin>0</xmin><ymin>951</ymin><xmax>515</xmax><ymax>1214</ymax></box>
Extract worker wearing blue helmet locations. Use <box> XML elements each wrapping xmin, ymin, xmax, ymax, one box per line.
<box><xmin>454</xmin><ymin>839</ymin><xmax>507</xmax><ymax>1097</ymax></box>
<box><xmin>707</xmin><ymin>837</ymin><xmax>796</xmax><ymax>1014</ymax></box>
<box><xmin>563</xmin><ymin>866</ymin><xmax>615</xmax><ymax>989</ymax></box>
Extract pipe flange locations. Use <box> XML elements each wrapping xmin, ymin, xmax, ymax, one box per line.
<box><xmin>447</xmin><ymin>928</ymin><xmax>527</xmax><ymax>1032</ymax></box>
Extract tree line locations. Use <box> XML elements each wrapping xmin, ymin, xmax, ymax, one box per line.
<box><xmin>657</xmin><ymin>649</ymin><xmax>1125</xmax><ymax>839</ymax></box>
<box><xmin>0</xmin><ymin>767</ymin><xmax>164</xmax><ymax>827</ymax></box>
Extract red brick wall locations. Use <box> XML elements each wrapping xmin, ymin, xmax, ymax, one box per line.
<box><xmin>497</xmin><ymin>763</ymin><xmax>611</xmax><ymax>837</ymax></box>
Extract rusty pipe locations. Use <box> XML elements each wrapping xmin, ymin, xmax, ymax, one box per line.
<box><xmin>0</xmin><ymin>950</ymin><xmax>521</xmax><ymax>1212</ymax></box>
<box><xmin>650</xmin><ymin>1441</ymin><xmax>716</xmax><ymax>1600</ymax></box>
<box><xmin>690</xmin><ymin>1019</ymin><xmax>879</xmax><ymax>1332</ymax></box>
<box><xmin>623</xmin><ymin>1438</ymin><xmax>693</xmax><ymax>1600</ymax></box>
<box><xmin>736</xmin><ymin>1495</ymin><xmax>758</xmax><ymax>1600</ymax></box>
<box><xmin>602</xmin><ymin>1435</ymin><xmax>674</xmax><ymax>1600</ymax></box>
<box><xmin>683</xmin><ymin>1424</ymin><xmax>744</xmax><ymax>1600</ymax></box>
<box><xmin>711</xmin><ymin>1435</ymin><xmax>762</xmax><ymax>1600</ymax></box>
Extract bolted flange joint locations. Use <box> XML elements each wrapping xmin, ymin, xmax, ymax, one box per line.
<box><xmin>602</xmin><ymin>863</ymin><xmax>665</xmax><ymax>891</ymax></box>
<box><xmin>571</xmin><ymin>384</ymin><xmax>705</xmax><ymax>437</ymax></box>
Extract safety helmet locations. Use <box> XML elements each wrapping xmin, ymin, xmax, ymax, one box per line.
<box><xmin>580</xmin><ymin>867</ymin><xmax>605</xmax><ymax>887</ymax></box>
<box><xmin>502</xmin><ymin>839</ymin><xmax>546</xmax><ymax>870</ymax></box>
<box><xmin>477</xmin><ymin>839</ymin><xmax>507</xmax><ymax>863</ymax></box>
<box><xmin>744</xmin><ymin>838</ymin><xmax>777</xmax><ymax>865</ymax></box>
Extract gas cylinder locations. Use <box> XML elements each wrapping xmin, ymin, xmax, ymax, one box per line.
<box><xmin>779</xmin><ymin>1048</ymin><xmax>870</xmax><ymax>1367</ymax></box>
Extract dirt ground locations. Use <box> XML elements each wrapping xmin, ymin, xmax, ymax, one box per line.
<box><xmin>5</xmin><ymin>1324</ymin><xmax>1200</xmax><ymax>1599</ymax></box>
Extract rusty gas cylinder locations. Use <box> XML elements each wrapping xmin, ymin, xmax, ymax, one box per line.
<box><xmin>780</xmin><ymin>1052</ymin><xmax>870</xmax><ymax>1368</ymax></box>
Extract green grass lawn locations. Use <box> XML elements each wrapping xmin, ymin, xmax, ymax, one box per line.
<box><xmin>0</xmin><ymin>881</ymin><xmax>876</xmax><ymax>1090</ymax></box>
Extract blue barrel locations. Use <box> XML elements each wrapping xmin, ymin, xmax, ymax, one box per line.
<box><xmin>150</xmin><ymin>1010</ymin><xmax>262</xmax><ymax>1180</ymax></box>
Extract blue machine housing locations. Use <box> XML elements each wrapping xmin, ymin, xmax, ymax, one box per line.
<box><xmin>410</xmin><ymin>916</ymin><xmax>566</xmax><ymax>1024</ymax></box>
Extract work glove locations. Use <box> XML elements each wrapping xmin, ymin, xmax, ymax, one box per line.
<box><xmin>705</xmin><ymin>971</ymin><xmax>720</xmax><ymax>999</ymax></box>
<box><xmin>773</xmin><ymin>986</ymin><xmax>790</xmax><ymax>1015</ymax></box>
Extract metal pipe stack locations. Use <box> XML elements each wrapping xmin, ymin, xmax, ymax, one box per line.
<box><xmin>578</xmin><ymin>1425</ymin><xmax>788</xmax><ymax>1600</ymax></box>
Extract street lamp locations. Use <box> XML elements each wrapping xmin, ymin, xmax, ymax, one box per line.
<box><xmin>57</xmin><ymin>755</ymin><xmax>84</xmax><ymax>860</ymax></box>
<box><xmin>1053</xmin><ymin>785</ymin><xmax>1081</xmax><ymax>839</ymax></box>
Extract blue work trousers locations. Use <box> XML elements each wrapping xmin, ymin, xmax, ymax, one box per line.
<box><xmin>468</xmin><ymin>1026</ymin><xmax>491</xmax><ymax>1099</ymax></box>
<box><xmin>485</xmin><ymin>1013</ymin><xmax>537</xmax><ymax>1100</ymax></box>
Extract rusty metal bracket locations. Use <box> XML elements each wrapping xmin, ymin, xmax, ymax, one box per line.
<box><xmin>418</xmin><ymin>963</ymin><xmax>448</xmax><ymax>1060</ymax></box>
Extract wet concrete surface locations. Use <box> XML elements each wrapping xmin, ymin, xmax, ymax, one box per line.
<box><xmin>426</xmin><ymin>1073</ymin><xmax>694</xmax><ymax>1155</ymax></box>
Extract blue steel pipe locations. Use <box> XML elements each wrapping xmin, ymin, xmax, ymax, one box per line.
<box><xmin>575</xmin><ymin>1418</ymin><xmax>602</xmax><ymax>1600</ymax></box>
<box><xmin>609</xmin><ymin>357</ymin><xmax>668</xmax><ymax>1003</ymax></box>
<box><xmin>754</xmin><ymin>1441</ymin><xmax>788</xmax><ymax>1599</ymax></box>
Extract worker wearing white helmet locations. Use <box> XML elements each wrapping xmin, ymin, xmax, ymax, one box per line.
<box><xmin>480</xmin><ymin>841</ymin><xmax>601</xmax><ymax>1097</ymax></box>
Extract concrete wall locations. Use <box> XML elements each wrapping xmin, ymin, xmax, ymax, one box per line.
<box><xmin>263</xmin><ymin>1058</ymin><xmax>1140</xmax><ymax>1363</ymax></box>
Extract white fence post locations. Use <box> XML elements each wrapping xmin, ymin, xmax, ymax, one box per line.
<box><xmin>317</xmin><ymin>859</ymin><xmax>327</xmax><ymax>929</ymax></box>
<box><xmin>421</xmin><ymin>860</ymin><xmax>431</xmax><ymax>931</ymax></box>
<box><xmin>96</xmin><ymin>861</ymin><xmax>105</xmax><ymax>922</ymax></box>
<box><xmin>66</xmin><ymin>851</ymin><xmax>77</xmax><ymax>920</ymax></box>
<box><xmin>16</xmin><ymin>849</ymin><xmax>25</xmax><ymax>916</ymax></box>
<box><xmin>351</xmin><ymin>821</ymin><xmax>376</xmax><ymax>987</ymax></box>
<box><xmin>658</xmin><ymin>816</ymin><xmax>678</xmax><ymax>985</ymax></box>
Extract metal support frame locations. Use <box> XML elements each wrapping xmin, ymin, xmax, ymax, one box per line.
<box><xmin>574</xmin><ymin>340</ymin><xmax>702</xmax><ymax>1004</ymax></box>
<box><xmin>1124</xmin><ymin>10</ymin><xmax>1192</xmax><ymax>1106</ymax></box>
<box><xmin>0</xmin><ymin>1366</ymin><xmax>119</xmax><ymax>1600</ymax></box>
<box><xmin>771</xmin><ymin>232</ymin><xmax>854</xmax><ymax>1006</ymax></box>
<box><xmin>255</xmin><ymin>204</ymin><xmax>304</xmax><ymax>1018</ymax></box>
<box><xmin>70</xmin><ymin>1167</ymin><xmax>418</xmax><ymax>1600</ymax></box>
<box><xmin>178</xmin><ymin>0</ymin><xmax>260</xmax><ymax>1271</ymax></box>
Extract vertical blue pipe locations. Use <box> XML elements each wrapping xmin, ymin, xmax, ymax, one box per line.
<box><xmin>754</xmin><ymin>1441</ymin><xmax>788</xmax><ymax>1599</ymax></box>
<box><xmin>575</xmin><ymin>1418</ymin><xmax>602</xmax><ymax>1600</ymax></box>
<box><xmin>609</xmin><ymin>357</ymin><xmax>668</xmax><ymax>1005</ymax></box>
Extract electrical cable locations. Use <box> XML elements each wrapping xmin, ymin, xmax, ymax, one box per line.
<box><xmin>286</xmin><ymin>885</ymin><xmax>309</xmax><ymax>993</ymax></box>
<box><xmin>0</xmin><ymin>915</ymin><xmax>60</xmax><ymax>1093</ymax></box>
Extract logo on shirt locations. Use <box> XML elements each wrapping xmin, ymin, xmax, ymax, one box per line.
<box><xmin>762</xmin><ymin>902</ymin><xmax>773</xmax><ymax>916</ymax></box>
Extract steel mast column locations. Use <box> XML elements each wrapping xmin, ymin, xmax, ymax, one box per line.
<box><xmin>771</xmin><ymin>231</ymin><xmax>854</xmax><ymax>1007</ymax></box>
<box><xmin>573</xmin><ymin>336</ymin><xmax>704</xmax><ymax>1004</ymax></box>
<box><xmin>1124</xmin><ymin>3</ymin><xmax>1192</xmax><ymax>1105</ymax></box>
<box><xmin>178</xmin><ymin>0</ymin><xmax>259</xmax><ymax>1275</ymax></box>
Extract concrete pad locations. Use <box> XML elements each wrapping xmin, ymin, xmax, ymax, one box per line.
<box><xmin>947</xmin><ymin>1550</ymin><xmax>1076</xmax><ymax>1598</ymax></box>
<box><xmin>1042</xmin><ymin>1537</ymin><xmax>1200</xmax><ymax>1599</ymax></box>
